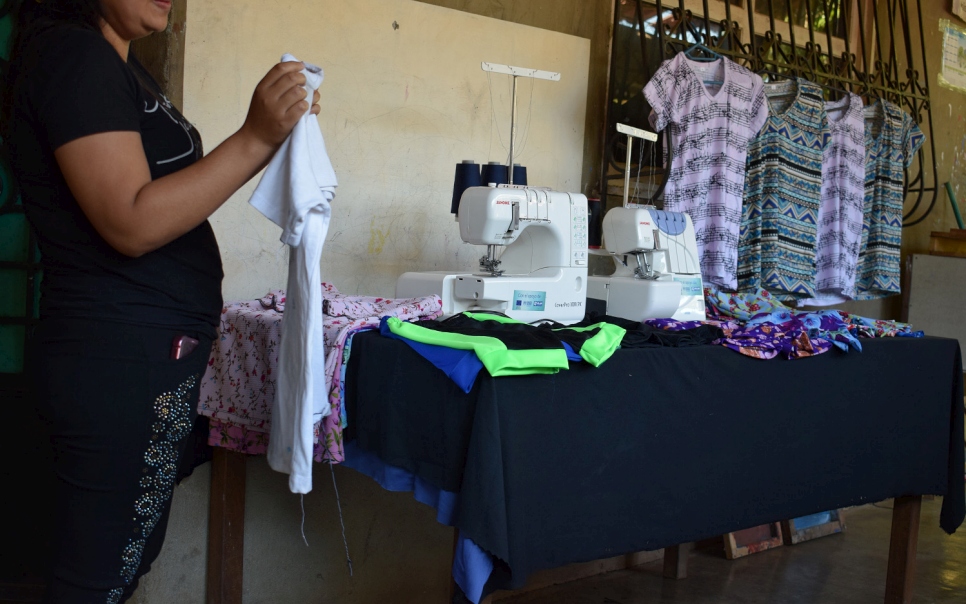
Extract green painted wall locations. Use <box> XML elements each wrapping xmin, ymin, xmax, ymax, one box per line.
<box><xmin>0</xmin><ymin>0</ymin><xmax>40</xmax><ymax>375</ymax></box>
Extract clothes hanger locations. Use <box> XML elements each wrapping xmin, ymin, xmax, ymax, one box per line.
<box><xmin>683</xmin><ymin>43</ymin><xmax>722</xmax><ymax>63</ymax></box>
<box><xmin>758</xmin><ymin>69</ymin><xmax>797</xmax><ymax>101</ymax></box>
<box><xmin>683</xmin><ymin>44</ymin><xmax>725</xmax><ymax>86</ymax></box>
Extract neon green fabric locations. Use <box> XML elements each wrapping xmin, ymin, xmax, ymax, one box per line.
<box><xmin>462</xmin><ymin>312</ymin><xmax>626</xmax><ymax>367</ymax></box>
<box><xmin>552</xmin><ymin>322</ymin><xmax>626</xmax><ymax>367</ymax></box>
<box><xmin>462</xmin><ymin>311</ymin><xmax>525</xmax><ymax>325</ymax></box>
<box><xmin>385</xmin><ymin>317</ymin><xmax>569</xmax><ymax>376</ymax></box>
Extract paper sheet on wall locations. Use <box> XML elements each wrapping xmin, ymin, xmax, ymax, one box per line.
<box><xmin>939</xmin><ymin>18</ymin><xmax>966</xmax><ymax>94</ymax></box>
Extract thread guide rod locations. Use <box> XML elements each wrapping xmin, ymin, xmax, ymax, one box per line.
<box><xmin>482</xmin><ymin>62</ymin><xmax>561</xmax><ymax>185</ymax></box>
<box><xmin>616</xmin><ymin>123</ymin><xmax>658</xmax><ymax>208</ymax></box>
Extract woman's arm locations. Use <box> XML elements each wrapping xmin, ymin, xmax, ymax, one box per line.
<box><xmin>54</xmin><ymin>61</ymin><xmax>320</xmax><ymax>258</ymax></box>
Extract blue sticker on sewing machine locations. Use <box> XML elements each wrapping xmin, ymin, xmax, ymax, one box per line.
<box><xmin>512</xmin><ymin>290</ymin><xmax>546</xmax><ymax>311</ymax></box>
<box><xmin>673</xmin><ymin>276</ymin><xmax>703</xmax><ymax>297</ymax></box>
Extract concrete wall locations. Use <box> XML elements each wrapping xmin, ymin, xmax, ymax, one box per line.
<box><xmin>183</xmin><ymin>0</ymin><xmax>589</xmax><ymax>302</ymax></box>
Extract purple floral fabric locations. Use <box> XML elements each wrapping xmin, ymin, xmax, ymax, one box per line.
<box><xmin>646</xmin><ymin>286</ymin><xmax>921</xmax><ymax>360</ymax></box>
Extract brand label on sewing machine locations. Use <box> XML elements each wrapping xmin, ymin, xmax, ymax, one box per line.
<box><xmin>673</xmin><ymin>275</ymin><xmax>703</xmax><ymax>297</ymax></box>
<box><xmin>553</xmin><ymin>301</ymin><xmax>583</xmax><ymax>308</ymax></box>
<box><xmin>512</xmin><ymin>290</ymin><xmax>546</xmax><ymax>311</ymax></box>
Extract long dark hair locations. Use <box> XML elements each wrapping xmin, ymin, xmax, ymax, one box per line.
<box><xmin>2</xmin><ymin>0</ymin><xmax>104</xmax><ymax>128</ymax></box>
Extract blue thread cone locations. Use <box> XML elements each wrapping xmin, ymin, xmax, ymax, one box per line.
<box><xmin>587</xmin><ymin>198</ymin><xmax>603</xmax><ymax>248</ymax></box>
<box><xmin>481</xmin><ymin>162</ymin><xmax>509</xmax><ymax>186</ymax></box>
<box><xmin>512</xmin><ymin>164</ymin><xmax>527</xmax><ymax>186</ymax></box>
<box><xmin>452</xmin><ymin>160</ymin><xmax>482</xmax><ymax>214</ymax></box>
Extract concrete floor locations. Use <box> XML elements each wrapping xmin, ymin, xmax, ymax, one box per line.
<box><xmin>498</xmin><ymin>498</ymin><xmax>966</xmax><ymax>604</ymax></box>
<box><xmin>128</xmin><ymin>457</ymin><xmax>455</xmax><ymax>604</ymax></box>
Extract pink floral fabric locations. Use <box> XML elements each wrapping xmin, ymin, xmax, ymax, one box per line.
<box><xmin>199</xmin><ymin>294</ymin><xmax>283</xmax><ymax>432</ymax></box>
<box><xmin>199</xmin><ymin>284</ymin><xmax>442</xmax><ymax>462</ymax></box>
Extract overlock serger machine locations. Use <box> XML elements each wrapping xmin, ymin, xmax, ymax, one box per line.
<box><xmin>396</xmin><ymin>184</ymin><xmax>589</xmax><ymax>324</ymax></box>
<box><xmin>585</xmin><ymin>123</ymin><xmax>705</xmax><ymax>322</ymax></box>
<box><xmin>587</xmin><ymin>205</ymin><xmax>706</xmax><ymax>321</ymax></box>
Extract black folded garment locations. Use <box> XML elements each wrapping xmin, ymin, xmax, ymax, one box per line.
<box><xmin>574</xmin><ymin>313</ymin><xmax>723</xmax><ymax>348</ymax></box>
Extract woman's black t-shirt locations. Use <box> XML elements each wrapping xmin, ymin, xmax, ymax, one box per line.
<box><xmin>10</xmin><ymin>26</ymin><xmax>224</xmax><ymax>339</ymax></box>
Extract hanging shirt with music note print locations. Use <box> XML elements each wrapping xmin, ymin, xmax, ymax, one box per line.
<box><xmin>797</xmin><ymin>92</ymin><xmax>867</xmax><ymax>307</ymax></box>
<box><xmin>644</xmin><ymin>53</ymin><xmax>769</xmax><ymax>290</ymax></box>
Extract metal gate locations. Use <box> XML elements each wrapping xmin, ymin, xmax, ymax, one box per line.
<box><xmin>605</xmin><ymin>0</ymin><xmax>936</xmax><ymax>227</ymax></box>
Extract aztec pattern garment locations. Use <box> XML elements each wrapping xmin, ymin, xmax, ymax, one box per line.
<box><xmin>644</xmin><ymin>54</ymin><xmax>769</xmax><ymax>290</ymax></box>
<box><xmin>646</xmin><ymin>286</ymin><xmax>921</xmax><ymax>360</ymax></box>
<box><xmin>800</xmin><ymin>93</ymin><xmax>867</xmax><ymax>305</ymax></box>
<box><xmin>199</xmin><ymin>285</ymin><xmax>442</xmax><ymax>462</ymax></box>
<box><xmin>738</xmin><ymin>78</ymin><xmax>829</xmax><ymax>298</ymax></box>
<box><xmin>856</xmin><ymin>99</ymin><xmax>925</xmax><ymax>300</ymax></box>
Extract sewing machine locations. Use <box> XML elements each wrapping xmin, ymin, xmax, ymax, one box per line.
<box><xmin>587</xmin><ymin>205</ymin><xmax>706</xmax><ymax>321</ymax></box>
<box><xmin>396</xmin><ymin>184</ymin><xmax>589</xmax><ymax>324</ymax></box>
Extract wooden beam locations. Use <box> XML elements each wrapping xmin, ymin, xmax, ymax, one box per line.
<box><xmin>206</xmin><ymin>448</ymin><xmax>247</xmax><ymax>604</ymax></box>
<box><xmin>130</xmin><ymin>0</ymin><xmax>187</xmax><ymax>108</ymax></box>
<box><xmin>884</xmin><ymin>495</ymin><xmax>922</xmax><ymax>604</ymax></box>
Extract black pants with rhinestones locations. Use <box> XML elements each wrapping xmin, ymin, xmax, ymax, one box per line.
<box><xmin>29</xmin><ymin>318</ymin><xmax>213</xmax><ymax>604</ymax></box>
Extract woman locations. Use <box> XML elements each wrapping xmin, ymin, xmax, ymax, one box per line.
<box><xmin>5</xmin><ymin>1</ymin><xmax>319</xmax><ymax>601</ymax></box>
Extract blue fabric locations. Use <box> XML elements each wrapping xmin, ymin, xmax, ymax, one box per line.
<box><xmin>343</xmin><ymin>441</ymin><xmax>494</xmax><ymax>603</ymax></box>
<box><xmin>792</xmin><ymin>511</ymin><xmax>832</xmax><ymax>530</ymax></box>
<box><xmin>379</xmin><ymin>317</ymin><xmax>485</xmax><ymax>393</ymax></box>
<box><xmin>561</xmin><ymin>341</ymin><xmax>582</xmax><ymax>362</ymax></box>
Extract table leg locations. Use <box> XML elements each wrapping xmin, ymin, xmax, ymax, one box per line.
<box><xmin>884</xmin><ymin>495</ymin><xmax>921</xmax><ymax>604</ymax></box>
<box><xmin>449</xmin><ymin>528</ymin><xmax>460</xmax><ymax>603</ymax></box>
<box><xmin>663</xmin><ymin>542</ymin><xmax>691</xmax><ymax>579</ymax></box>
<box><xmin>207</xmin><ymin>448</ymin><xmax>247</xmax><ymax>604</ymax></box>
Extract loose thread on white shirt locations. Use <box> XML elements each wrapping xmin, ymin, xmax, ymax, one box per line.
<box><xmin>329</xmin><ymin>462</ymin><xmax>354</xmax><ymax>576</ymax></box>
<box><xmin>300</xmin><ymin>494</ymin><xmax>309</xmax><ymax>547</ymax></box>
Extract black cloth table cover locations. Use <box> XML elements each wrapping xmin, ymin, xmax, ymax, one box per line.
<box><xmin>344</xmin><ymin>332</ymin><xmax>964</xmax><ymax>595</ymax></box>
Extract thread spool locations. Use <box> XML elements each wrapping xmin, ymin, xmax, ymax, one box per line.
<box><xmin>511</xmin><ymin>164</ymin><xmax>527</xmax><ymax>186</ymax></box>
<box><xmin>452</xmin><ymin>160</ymin><xmax>482</xmax><ymax>214</ymax></box>
<box><xmin>480</xmin><ymin>162</ymin><xmax>508</xmax><ymax>186</ymax></box>
<box><xmin>587</xmin><ymin>198</ymin><xmax>603</xmax><ymax>249</ymax></box>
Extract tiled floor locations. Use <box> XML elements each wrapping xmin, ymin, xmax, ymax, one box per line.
<box><xmin>499</xmin><ymin>499</ymin><xmax>966</xmax><ymax>604</ymax></box>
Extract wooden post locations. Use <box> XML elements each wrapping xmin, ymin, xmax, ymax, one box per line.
<box><xmin>663</xmin><ymin>542</ymin><xmax>691</xmax><ymax>579</ymax></box>
<box><xmin>449</xmin><ymin>528</ymin><xmax>460</xmax><ymax>603</ymax></box>
<box><xmin>130</xmin><ymin>0</ymin><xmax>187</xmax><ymax>108</ymax></box>
<box><xmin>884</xmin><ymin>495</ymin><xmax>922</xmax><ymax>604</ymax></box>
<box><xmin>207</xmin><ymin>448</ymin><xmax>247</xmax><ymax>604</ymax></box>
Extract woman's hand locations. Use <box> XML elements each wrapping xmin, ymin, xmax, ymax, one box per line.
<box><xmin>239</xmin><ymin>61</ymin><xmax>322</xmax><ymax>154</ymax></box>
